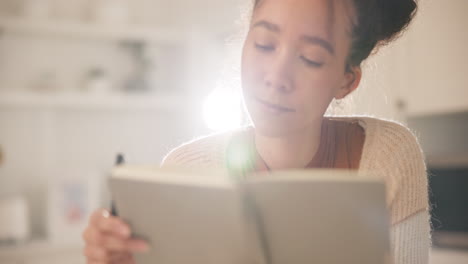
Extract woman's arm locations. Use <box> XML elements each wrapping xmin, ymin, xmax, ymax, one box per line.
<box><xmin>360</xmin><ymin>118</ymin><xmax>432</xmax><ymax>264</ymax></box>
<box><xmin>381</xmin><ymin>122</ymin><xmax>432</xmax><ymax>264</ymax></box>
<box><xmin>391</xmin><ymin>210</ymin><xmax>431</xmax><ymax>264</ymax></box>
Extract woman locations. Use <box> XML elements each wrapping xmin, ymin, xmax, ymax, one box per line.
<box><xmin>82</xmin><ymin>0</ymin><xmax>431</xmax><ymax>263</ymax></box>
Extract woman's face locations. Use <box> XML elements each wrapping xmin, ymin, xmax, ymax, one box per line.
<box><xmin>241</xmin><ymin>0</ymin><xmax>360</xmax><ymax>136</ymax></box>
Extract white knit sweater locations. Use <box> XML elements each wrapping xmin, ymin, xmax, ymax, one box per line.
<box><xmin>161</xmin><ymin>116</ymin><xmax>432</xmax><ymax>264</ymax></box>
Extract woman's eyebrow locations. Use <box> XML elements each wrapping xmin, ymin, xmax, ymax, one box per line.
<box><xmin>252</xmin><ymin>20</ymin><xmax>335</xmax><ymax>55</ymax></box>
<box><xmin>252</xmin><ymin>20</ymin><xmax>280</xmax><ymax>32</ymax></box>
<box><xmin>301</xmin><ymin>35</ymin><xmax>335</xmax><ymax>55</ymax></box>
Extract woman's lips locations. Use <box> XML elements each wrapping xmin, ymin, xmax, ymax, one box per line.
<box><xmin>255</xmin><ymin>97</ymin><xmax>296</xmax><ymax>114</ymax></box>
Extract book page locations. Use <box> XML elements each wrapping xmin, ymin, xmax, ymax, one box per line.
<box><xmin>110</xmin><ymin>173</ymin><xmax>254</xmax><ymax>264</ymax></box>
<box><xmin>245</xmin><ymin>171</ymin><xmax>390</xmax><ymax>264</ymax></box>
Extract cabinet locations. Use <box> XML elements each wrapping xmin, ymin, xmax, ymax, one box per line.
<box><xmin>397</xmin><ymin>0</ymin><xmax>468</xmax><ymax>116</ymax></box>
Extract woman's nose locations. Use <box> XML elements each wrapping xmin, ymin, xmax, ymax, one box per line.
<box><xmin>263</xmin><ymin>57</ymin><xmax>294</xmax><ymax>93</ymax></box>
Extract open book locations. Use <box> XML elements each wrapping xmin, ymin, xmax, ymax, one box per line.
<box><xmin>110</xmin><ymin>166</ymin><xmax>391</xmax><ymax>264</ymax></box>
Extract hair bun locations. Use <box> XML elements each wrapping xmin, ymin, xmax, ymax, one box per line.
<box><xmin>349</xmin><ymin>0</ymin><xmax>418</xmax><ymax>66</ymax></box>
<box><xmin>378</xmin><ymin>0</ymin><xmax>417</xmax><ymax>43</ymax></box>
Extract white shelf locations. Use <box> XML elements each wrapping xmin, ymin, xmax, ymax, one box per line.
<box><xmin>0</xmin><ymin>16</ymin><xmax>186</xmax><ymax>44</ymax></box>
<box><xmin>0</xmin><ymin>91</ymin><xmax>189</xmax><ymax>111</ymax></box>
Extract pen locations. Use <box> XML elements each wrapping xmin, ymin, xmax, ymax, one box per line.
<box><xmin>110</xmin><ymin>153</ymin><xmax>125</xmax><ymax>216</ymax></box>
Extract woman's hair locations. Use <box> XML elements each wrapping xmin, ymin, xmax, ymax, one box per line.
<box><xmin>252</xmin><ymin>0</ymin><xmax>418</xmax><ymax>69</ymax></box>
<box><xmin>348</xmin><ymin>0</ymin><xmax>417</xmax><ymax>68</ymax></box>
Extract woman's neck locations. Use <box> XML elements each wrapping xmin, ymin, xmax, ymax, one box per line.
<box><xmin>254</xmin><ymin>119</ymin><xmax>324</xmax><ymax>170</ymax></box>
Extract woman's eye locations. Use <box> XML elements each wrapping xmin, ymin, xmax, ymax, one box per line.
<box><xmin>255</xmin><ymin>43</ymin><xmax>275</xmax><ymax>52</ymax></box>
<box><xmin>300</xmin><ymin>56</ymin><xmax>324</xmax><ymax>68</ymax></box>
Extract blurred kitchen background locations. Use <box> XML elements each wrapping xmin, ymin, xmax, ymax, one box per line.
<box><xmin>0</xmin><ymin>0</ymin><xmax>466</xmax><ymax>263</ymax></box>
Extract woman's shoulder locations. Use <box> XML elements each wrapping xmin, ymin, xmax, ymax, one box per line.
<box><xmin>327</xmin><ymin>115</ymin><xmax>419</xmax><ymax>146</ymax></box>
<box><xmin>329</xmin><ymin>115</ymin><xmax>425</xmax><ymax>168</ymax></box>
<box><xmin>338</xmin><ymin>116</ymin><xmax>428</xmax><ymax>225</ymax></box>
<box><xmin>160</xmin><ymin>127</ymin><xmax>250</xmax><ymax>168</ymax></box>
<box><xmin>356</xmin><ymin>115</ymin><xmax>422</xmax><ymax>152</ymax></box>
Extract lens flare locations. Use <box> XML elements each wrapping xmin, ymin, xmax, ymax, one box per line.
<box><xmin>203</xmin><ymin>88</ymin><xmax>242</xmax><ymax>131</ymax></box>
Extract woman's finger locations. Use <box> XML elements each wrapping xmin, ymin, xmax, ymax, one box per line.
<box><xmin>109</xmin><ymin>251</ymin><xmax>135</xmax><ymax>263</ymax></box>
<box><xmin>84</xmin><ymin>247</ymin><xmax>137</xmax><ymax>263</ymax></box>
<box><xmin>124</xmin><ymin>238</ymin><xmax>150</xmax><ymax>252</ymax></box>
<box><xmin>83</xmin><ymin>245</ymin><xmax>110</xmax><ymax>262</ymax></box>
<box><xmin>90</xmin><ymin>209</ymin><xmax>131</xmax><ymax>238</ymax></box>
<box><xmin>83</xmin><ymin>227</ymin><xmax>149</xmax><ymax>252</ymax></box>
<box><xmin>83</xmin><ymin>226</ymin><xmax>105</xmax><ymax>245</ymax></box>
<box><xmin>100</xmin><ymin>235</ymin><xmax>149</xmax><ymax>252</ymax></box>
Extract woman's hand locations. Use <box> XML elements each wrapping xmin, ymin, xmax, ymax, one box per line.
<box><xmin>82</xmin><ymin>209</ymin><xmax>149</xmax><ymax>264</ymax></box>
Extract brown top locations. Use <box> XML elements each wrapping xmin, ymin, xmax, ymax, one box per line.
<box><xmin>252</xmin><ymin>118</ymin><xmax>366</xmax><ymax>171</ymax></box>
